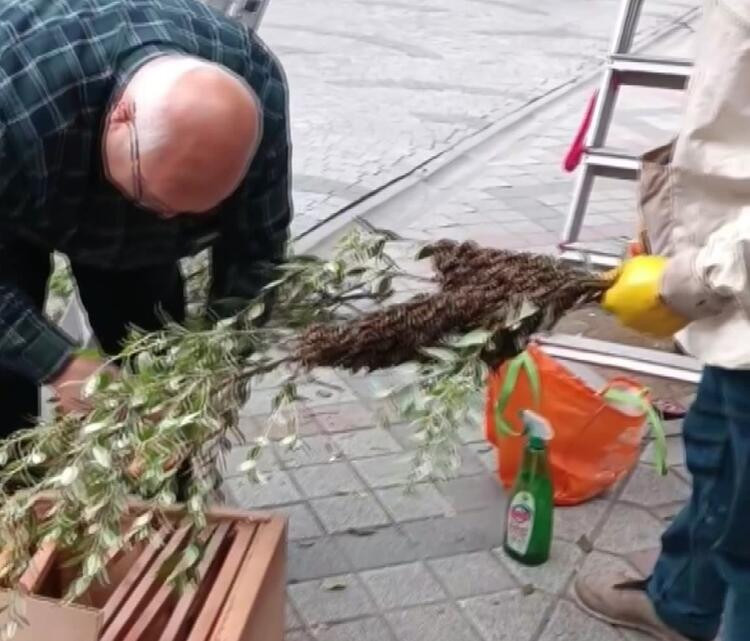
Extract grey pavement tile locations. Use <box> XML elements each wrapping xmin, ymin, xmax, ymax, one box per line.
<box><xmin>276</xmin><ymin>435</ymin><xmax>343</xmax><ymax>469</ymax></box>
<box><xmin>653</xmin><ymin>502</ymin><xmax>684</xmax><ymax>524</ymax></box>
<box><xmin>663</xmin><ymin>419</ymin><xmax>684</xmax><ymax>437</ymax></box>
<box><xmin>583</xmin><ymin>213</ymin><xmax>620</xmax><ymax>226</ymax></box>
<box><xmin>333</xmin><ymin>428</ymin><xmax>403</xmax><ymax>459</ymax></box>
<box><xmin>596</xmin><ymin>505</ymin><xmax>665</xmax><ymax>555</ymax></box>
<box><xmin>280</xmin><ymin>502</ymin><xmax>325</xmax><ymax>540</ymax></box>
<box><xmin>437</xmin><ymin>475</ymin><xmax>508</xmax><ymax>514</ymax></box>
<box><xmin>534</xmin><ymin>216</ymin><xmax>566</xmax><ymax>232</ymax></box>
<box><xmin>289</xmin><ymin>574</ymin><xmax>376</xmax><ymax>626</ymax></box>
<box><xmin>519</xmin><ymin>230</ymin><xmax>561</xmax><ymax>247</ymax></box>
<box><xmin>403</xmin><ymin>506</ymin><xmax>507</xmax><ymax>559</ymax></box>
<box><xmin>641</xmin><ymin>436</ymin><xmax>686</xmax><ymax>469</ymax></box>
<box><xmin>306</xmin><ymin>402</ymin><xmax>378</xmax><ymax>433</ymax></box>
<box><xmin>286</xmin><ymin>631</ymin><xmax>316</xmax><ymax>641</ymax></box>
<box><xmin>288</xmin><ymin>537</ymin><xmax>354</xmax><ymax>583</ymax></box>
<box><xmin>554</xmin><ymin>499</ymin><xmax>610</xmax><ymax>543</ymax></box>
<box><xmin>353</xmin><ymin>453</ymin><xmax>414</xmax><ymax>488</ymax></box>
<box><xmin>311</xmin><ymin>617</ymin><xmax>396</xmax><ymax>641</ymax></box>
<box><xmin>620</xmin><ymin>465</ymin><xmax>691</xmax><ymax>508</ymax></box>
<box><xmin>538</xmin><ymin>600</ymin><xmax>623</xmax><ymax>641</ymax></box>
<box><xmin>310</xmin><ymin>493</ymin><xmax>392</xmax><ymax>533</ymax></box>
<box><xmin>388</xmin><ymin>423</ymin><xmax>422</xmax><ymax>450</ymax></box>
<box><xmin>457</xmin><ymin>421</ymin><xmax>486</xmax><ymax>444</ymax></box>
<box><xmin>386</xmin><ymin>603</ymin><xmax>481</xmax><ymax>641</ymax></box>
<box><xmin>376</xmin><ymin>484</ymin><xmax>454</xmax><ymax>522</ymax></box>
<box><xmin>292</xmin><ymin>462</ymin><xmax>366</xmax><ymax>498</ymax></box>
<box><xmin>335</xmin><ymin>525</ymin><xmax>421</xmax><ymax>571</ymax></box>
<box><xmin>460</xmin><ymin>590</ymin><xmax>552</xmax><ymax>641</ymax></box>
<box><xmin>287</xmin><ymin>600</ymin><xmax>304</xmax><ymax>630</ymax></box>
<box><xmin>361</xmin><ymin>562</ymin><xmax>447</xmax><ymax>610</ymax></box>
<box><xmin>495</xmin><ymin>540</ymin><xmax>582</xmax><ymax>595</ymax></box>
<box><xmin>467</xmin><ymin>443</ymin><xmax>498</xmax><ymax>474</ymax></box>
<box><xmin>671</xmin><ymin>464</ymin><xmax>692</xmax><ymax>485</ymax></box>
<box><xmin>480</xmin><ymin>209</ymin><xmax>533</xmax><ymax>224</ymax></box>
<box><xmin>499</xmin><ymin>220</ymin><xmax>548</xmax><ymax>234</ymax></box>
<box><xmin>429</xmin><ymin>551</ymin><xmax>516</xmax><ymax>598</ymax></box>
<box><xmin>227</xmin><ymin>469</ymin><xmax>301</xmax><ymax>509</ymax></box>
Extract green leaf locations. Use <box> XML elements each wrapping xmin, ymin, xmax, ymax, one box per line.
<box><xmin>82</xmin><ymin>421</ymin><xmax>108</xmax><ymax>436</ymax></box>
<box><xmin>450</xmin><ymin>330</ymin><xmax>493</xmax><ymax>348</ymax></box>
<box><xmin>84</xmin><ymin>554</ymin><xmax>103</xmax><ymax>577</ymax></box>
<box><xmin>92</xmin><ymin>446</ymin><xmax>111</xmax><ymax>469</ymax></box>
<box><xmin>132</xmin><ymin>511</ymin><xmax>153</xmax><ymax>530</ymax></box>
<box><xmin>247</xmin><ymin>302</ymin><xmax>266</xmax><ymax>321</ymax></box>
<box><xmin>59</xmin><ymin>466</ymin><xmax>79</xmax><ymax>486</ymax></box>
<box><xmin>421</xmin><ymin>347</ymin><xmax>459</xmax><ymax>363</ymax></box>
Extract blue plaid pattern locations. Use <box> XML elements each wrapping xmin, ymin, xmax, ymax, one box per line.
<box><xmin>0</xmin><ymin>0</ymin><xmax>292</xmax><ymax>382</ymax></box>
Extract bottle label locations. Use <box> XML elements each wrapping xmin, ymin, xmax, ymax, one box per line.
<box><xmin>506</xmin><ymin>491</ymin><xmax>535</xmax><ymax>556</ymax></box>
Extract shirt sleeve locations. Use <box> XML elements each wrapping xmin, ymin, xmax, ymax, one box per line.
<box><xmin>0</xmin><ymin>283</ymin><xmax>77</xmax><ymax>383</ymax></box>
<box><xmin>0</xmin><ymin>120</ymin><xmax>77</xmax><ymax>382</ymax></box>
<box><xmin>208</xmin><ymin>121</ymin><xmax>292</xmax><ymax>319</ymax></box>
<box><xmin>658</xmin><ymin>1</ymin><xmax>750</xmax><ymax>321</ymax></box>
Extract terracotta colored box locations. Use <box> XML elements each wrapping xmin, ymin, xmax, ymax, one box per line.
<box><xmin>0</xmin><ymin>503</ymin><xmax>287</xmax><ymax>641</ymax></box>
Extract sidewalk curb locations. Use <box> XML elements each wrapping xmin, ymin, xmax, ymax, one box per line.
<box><xmin>295</xmin><ymin>6</ymin><xmax>699</xmax><ymax>255</ymax></box>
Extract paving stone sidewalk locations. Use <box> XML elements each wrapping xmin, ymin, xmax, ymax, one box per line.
<box><xmin>222</xmin><ymin>24</ymin><xmax>703</xmax><ymax>641</ymax></box>
<box><xmin>219</xmin><ymin>0</ymin><xmax>699</xmax><ymax>238</ymax></box>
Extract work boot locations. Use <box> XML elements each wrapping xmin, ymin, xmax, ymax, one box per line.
<box><xmin>574</xmin><ymin>572</ymin><xmax>694</xmax><ymax>641</ymax></box>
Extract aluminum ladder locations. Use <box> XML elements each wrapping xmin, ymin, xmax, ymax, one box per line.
<box><xmin>559</xmin><ymin>0</ymin><xmax>694</xmax><ymax>268</ymax></box>
<box><xmin>547</xmin><ymin>0</ymin><xmax>704</xmax><ymax>383</ymax></box>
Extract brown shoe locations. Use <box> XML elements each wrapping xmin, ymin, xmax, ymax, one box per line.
<box><xmin>574</xmin><ymin>572</ymin><xmax>693</xmax><ymax>641</ymax></box>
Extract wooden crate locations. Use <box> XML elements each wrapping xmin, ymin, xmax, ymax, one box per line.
<box><xmin>0</xmin><ymin>503</ymin><xmax>287</xmax><ymax>641</ymax></box>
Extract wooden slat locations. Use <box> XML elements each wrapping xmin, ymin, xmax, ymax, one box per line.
<box><xmin>122</xmin><ymin>526</ymin><xmax>220</xmax><ymax>641</ymax></box>
<box><xmin>18</xmin><ymin>543</ymin><xmax>57</xmax><ymax>594</ymax></box>
<box><xmin>185</xmin><ymin>524</ymin><xmax>257</xmax><ymax>641</ymax></box>
<box><xmin>101</xmin><ymin>525</ymin><xmax>172</xmax><ymax>628</ymax></box>
<box><xmin>209</xmin><ymin>517</ymin><xmax>286</xmax><ymax>641</ymax></box>
<box><xmin>125</xmin><ymin>500</ymin><xmax>273</xmax><ymax>525</ymax></box>
<box><xmin>101</xmin><ymin>524</ymin><xmax>192</xmax><ymax>641</ymax></box>
<box><xmin>158</xmin><ymin>523</ymin><xmax>233</xmax><ymax>641</ymax></box>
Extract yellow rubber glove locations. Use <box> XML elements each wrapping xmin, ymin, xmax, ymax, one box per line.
<box><xmin>601</xmin><ymin>255</ymin><xmax>688</xmax><ymax>338</ymax></box>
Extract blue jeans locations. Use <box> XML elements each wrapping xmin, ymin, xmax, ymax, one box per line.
<box><xmin>648</xmin><ymin>367</ymin><xmax>750</xmax><ymax>641</ymax></box>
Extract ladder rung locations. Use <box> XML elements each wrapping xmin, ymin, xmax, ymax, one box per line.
<box><xmin>610</xmin><ymin>54</ymin><xmax>692</xmax><ymax>90</ymax></box>
<box><xmin>585</xmin><ymin>147</ymin><xmax>639</xmax><ymax>180</ymax></box>
<box><xmin>559</xmin><ymin>245</ymin><xmax>623</xmax><ymax>269</ymax></box>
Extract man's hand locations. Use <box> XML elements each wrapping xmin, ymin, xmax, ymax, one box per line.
<box><xmin>602</xmin><ymin>255</ymin><xmax>688</xmax><ymax>338</ymax></box>
<box><xmin>49</xmin><ymin>355</ymin><xmax>116</xmax><ymax>415</ymax></box>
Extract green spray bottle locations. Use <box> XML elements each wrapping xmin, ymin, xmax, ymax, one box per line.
<box><xmin>503</xmin><ymin>410</ymin><xmax>554</xmax><ymax>566</ymax></box>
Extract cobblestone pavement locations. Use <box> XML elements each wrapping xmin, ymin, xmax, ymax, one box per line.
<box><xmin>249</xmin><ymin>0</ymin><xmax>698</xmax><ymax>237</ymax></box>
<box><xmin>218</xmin><ymin>21</ymin><xmax>711</xmax><ymax>641</ymax></box>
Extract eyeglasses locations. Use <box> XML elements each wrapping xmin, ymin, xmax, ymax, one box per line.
<box><xmin>128</xmin><ymin>119</ymin><xmax>143</xmax><ymax>204</ymax></box>
<box><xmin>126</xmin><ymin>116</ymin><xmax>176</xmax><ymax>217</ymax></box>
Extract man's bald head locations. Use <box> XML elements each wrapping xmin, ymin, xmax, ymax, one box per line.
<box><xmin>103</xmin><ymin>56</ymin><xmax>261</xmax><ymax>216</ymax></box>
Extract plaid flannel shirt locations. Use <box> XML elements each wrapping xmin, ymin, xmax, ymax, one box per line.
<box><xmin>0</xmin><ymin>0</ymin><xmax>292</xmax><ymax>383</ymax></box>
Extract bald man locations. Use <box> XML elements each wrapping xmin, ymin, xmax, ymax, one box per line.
<box><xmin>0</xmin><ymin>0</ymin><xmax>291</xmax><ymax>432</ymax></box>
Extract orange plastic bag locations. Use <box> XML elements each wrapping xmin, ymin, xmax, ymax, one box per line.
<box><xmin>485</xmin><ymin>344</ymin><xmax>660</xmax><ymax>506</ymax></box>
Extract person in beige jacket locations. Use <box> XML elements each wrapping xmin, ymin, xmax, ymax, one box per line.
<box><xmin>574</xmin><ymin>1</ymin><xmax>750</xmax><ymax>639</ymax></box>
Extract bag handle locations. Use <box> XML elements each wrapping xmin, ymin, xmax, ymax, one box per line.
<box><xmin>598</xmin><ymin>375</ymin><xmax>649</xmax><ymax>398</ymax></box>
<box><xmin>602</xmin><ymin>386</ymin><xmax>667</xmax><ymax>476</ymax></box>
<box><xmin>493</xmin><ymin>350</ymin><xmax>541</xmax><ymax>438</ymax></box>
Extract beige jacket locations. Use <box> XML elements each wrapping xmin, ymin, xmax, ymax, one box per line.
<box><xmin>642</xmin><ymin>0</ymin><xmax>750</xmax><ymax>369</ymax></box>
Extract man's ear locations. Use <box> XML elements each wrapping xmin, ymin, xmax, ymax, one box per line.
<box><xmin>107</xmin><ymin>98</ymin><xmax>135</xmax><ymax>125</ymax></box>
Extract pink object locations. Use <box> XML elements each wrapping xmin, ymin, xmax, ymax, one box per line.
<box><xmin>563</xmin><ymin>89</ymin><xmax>598</xmax><ymax>172</ymax></box>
